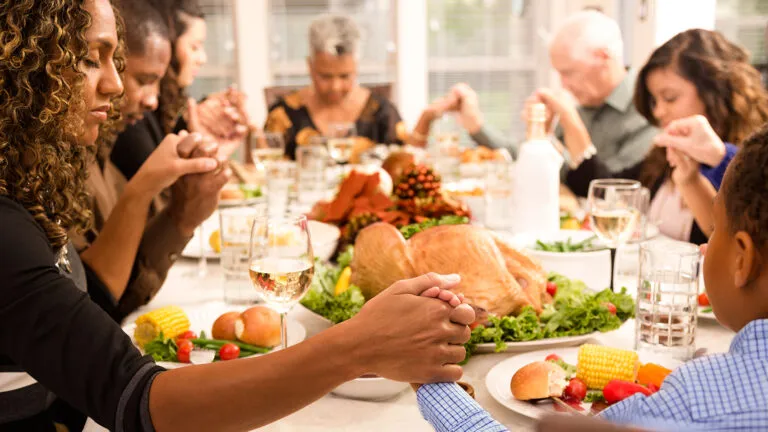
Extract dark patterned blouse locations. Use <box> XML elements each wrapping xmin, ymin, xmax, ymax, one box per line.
<box><xmin>264</xmin><ymin>90</ymin><xmax>408</xmax><ymax>160</ymax></box>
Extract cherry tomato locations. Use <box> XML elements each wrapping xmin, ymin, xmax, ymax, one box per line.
<box><xmin>603</xmin><ymin>302</ymin><xmax>617</xmax><ymax>315</ymax></box>
<box><xmin>469</xmin><ymin>321</ymin><xmax>481</xmax><ymax>330</ymax></box>
<box><xmin>546</xmin><ymin>282</ymin><xmax>558</xmax><ymax>297</ymax></box>
<box><xmin>564</xmin><ymin>378</ymin><xmax>587</xmax><ymax>401</ymax></box>
<box><xmin>175</xmin><ymin>330</ymin><xmax>197</xmax><ymax>343</ymax></box>
<box><xmin>581</xmin><ymin>218</ymin><xmax>591</xmax><ymax>230</ymax></box>
<box><xmin>545</xmin><ymin>354</ymin><xmax>562</xmax><ymax>362</ymax></box>
<box><xmin>176</xmin><ymin>339</ymin><xmax>194</xmax><ymax>363</ymax></box>
<box><xmin>219</xmin><ymin>343</ymin><xmax>240</xmax><ymax>361</ymax></box>
<box><xmin>698</xmin><ymin>293</ymin><xmax>710</xmax><ymax>307</ymax></box>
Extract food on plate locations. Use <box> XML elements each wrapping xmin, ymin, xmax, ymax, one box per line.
<box><xmin>220</xmin><ymin>187</ymin><xmax>245</xmax><ymax>201</ymax></box>
<box><xmin>460</xmin><ymin>146</ymin><xmax>509</xmax><ymax>164</ymax></box>
<box><xmin>235</xmin><ymin>306</ymin><xmax>282</xmax><ymax>347</ymax></box>
<box><xmin>134</xmin><ymin>306</ymin><xmax>191</xmax><ymax>348</ymax></box>
<box><xmin>175</xmin><ymin>330</ymin><xmax>197</xmax><ymax>343</ymax></box>
<box><xmin>510</xmin><ymin>361</ymin><xmax>568</xmax><ymax>401</ymax></box>
<box><xmin>382</xmin><ymin>151</ymin><xmax>415</xmax><ymax>184</ymax></box>
<box><xmin>301</xmin><ymin>252</ymin><xmax>365</xmax><ymax>324</ymax></box>
<box><xmin>576</xmin><ymin>344</ymin><xmax>639</xmax><ymax>389</ymax></box>
<box><xmin>309</xmin><ymin>167</ymin><xmax>470</xmax><ymax>251</ymax></box>
<box><xmin>176</xmin><ymin>339</ymin><xmax>194</xmax><ymax>363</ymax></box>
<box><xmin>602</xmin><ymin>379</ymin><xmax>652</xmax><ymax>404</ymax></box>
<box><xmin>535</xmin><ymin>236</ymin><xmax>601</xmax><ymax>253</ymax></box>
<box><xmin>701</xmin><ymin>306</ymin><xmax>713</xmax><ymax>313</ymax></box>
<box><xmin>563</xmin><ymin>377</ymin><xmax>588</xmax><ymax>401</ymax></box>
<box><xmin>212</xmin><ymin>311</ymin><xmax>241</xmax><ymax>340</ymax></box>
<box><xmin>351</xmin><ymin>223</ymin><xmax>547</xmax><ymax>316</ymax></box>
<box><xmin>560</xmin><ymin>217</ymin><xmax>581</xmax><ymax>230</ymax></box>
<box><xmin>698</xmin><ymin>292</ymin><xmax>710</xmax><ymax>306</ymax></box>
<box><xmin>209</xmin><ymin>230</ymin><xmax>222</xmax><ymax>253</ymax></box>
<box><xmin>636</xmin><ymin>363</ymin><xmax>672</xmax><ymax>388</ymax></box>
<box><xmin>334</xmin><ymin>266</ymin><xmax>352</xmax><ymax>295</ymax></box>
<box><xmin>398</xmin><ymin>215</ymin><xmax>469</xmax><ymax>239</ymax></box>
<box><xmin>220</xmin><ymin>184</ymin><xmax>262</xmax><ymax>201</ymax></box>
<box><xmin>218</xmin><ymin>343</ymin><xmax>240</xmax><ymax>361</ymax></box>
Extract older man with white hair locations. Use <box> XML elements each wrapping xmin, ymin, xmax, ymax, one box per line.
<box><xmin>430</xmin><ymin>10</ymin><xmax>656</xmax><ymax>194</ymax></box>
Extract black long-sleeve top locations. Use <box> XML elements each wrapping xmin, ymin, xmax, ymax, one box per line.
<box><xmin>0</xmin><ymin>197</ymin><xmax>162</xmax><ymax>430</ymax></box>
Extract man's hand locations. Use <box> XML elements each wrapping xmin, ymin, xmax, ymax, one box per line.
<box><xmin>167</xmin><ymin>141</ymin><xmax>231</xmax><ymax>237</ymax></box>
<box><xmin>346</xmin><ymin>273</ymin><xmax>472</xmax><ymax>384</ymax></box>
<box><xmin>131</xmin><ymin>132</ymin><xmax>219</xmax><ymax>199</ymax></box>
<box><xmin>451</xmin><ymin>83</ymin><xmax>483</xmax><ymax>134</ymax></box>
<box><xmin>654</xmin><ymin>115</ymin><xmax>726</xmax><ymax>167</ymax></box>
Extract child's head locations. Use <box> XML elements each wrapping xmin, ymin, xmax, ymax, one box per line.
<box><xmin>704</xmin><ymin>124</ymin><xmax>768</xmax><ymax>332</ymax></box>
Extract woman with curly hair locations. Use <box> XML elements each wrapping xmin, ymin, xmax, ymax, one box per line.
<box><xmin>565</xmin><ymin>29</ymin><xmax>768</xmax><ymax>244</ymax></box>
<box><xmin>0</xmin><ymin>4</ymin><xmax>473</xmax><ymax>429</ymax></box>
<box><xmin>110</xmin><ymin>0</ymin><xmax>250</xmax><ymax>181</ymax></box>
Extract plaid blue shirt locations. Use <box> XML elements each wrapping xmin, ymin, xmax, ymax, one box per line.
<box><xmin>417</xmin><ymin>320</ymin><xmax>768</xmax><ymax>432</ymax></box>
<box><xmin>601</xmin><ymin>319</ymin><xmax>768</xmax><ymax>431</ymax></box>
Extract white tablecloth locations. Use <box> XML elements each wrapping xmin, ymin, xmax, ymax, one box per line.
<box><xmin>85</xmin><ymin>240</ymin><xmax>735</xmax><ymax>432</ymax></box>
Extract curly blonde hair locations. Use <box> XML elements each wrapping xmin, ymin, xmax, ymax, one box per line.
<box><xmin>634</xmin><ymin>29</ymin><xmax>768</xmax><ymax>190</ymax></box>
<box><xmin>0</xmin><ymin>0</ymin><xmax>125</xmax><ymax>250</ymax></box>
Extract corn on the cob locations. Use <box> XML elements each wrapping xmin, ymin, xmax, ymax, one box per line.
<box><xmin>134</xmin><ymin>306</ymin><xmax>190</xmax><ymax>348</ymax></box>
<box><xmin>576</xmin><ymin>344</ymin><xmax>639</xmax><ymax>389</ymax></box>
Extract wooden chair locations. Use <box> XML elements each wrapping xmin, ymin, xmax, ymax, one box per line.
<box><xmin>263</xmin><ymin>83</ymin><xmax>393</xmax><ymax>109</ymax></box>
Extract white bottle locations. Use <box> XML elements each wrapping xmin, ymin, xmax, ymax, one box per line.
<box><xmin>511</xmin><ymin>103</ymin><xmax>563</xmax><ymax>235</ymax></box>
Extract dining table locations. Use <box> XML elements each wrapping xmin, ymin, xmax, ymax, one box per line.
<box><xmin>84</xmin><ymin>234</ymin><xmax>736</xmax><ymax>432</ymax></box>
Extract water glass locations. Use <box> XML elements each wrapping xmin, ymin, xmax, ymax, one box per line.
<box><xmin>635</xmin><ymin>241</ymin><xmax>700</xmax><ymax>361</ymax></box>
<box><xmin>326</xmin><ymin>122</ymin><xmax>357</xmax><ymax>165</ymax></box>
<box><xmin>267</xmin><ymin>161</ymin><xmax>296</xmax><ymax>218</ymax></box>
<box><xmin>250</xmin><ymin>132</ymin><xmax>286</xmax><ymax>166</ymax></box>
<box><xmin>484</xmin><ymin>162</ymin><xmax>515</xmax><ymax>231</ymax></box>
<box><xmin>296</xmin><ymin>141</ymin><xmax>329</xmax><ymax>207</ymax></box>
<box><xmin>219</xmin><ymin>204</ymin><xmax>266</xmax><ymax>304</ymax></box>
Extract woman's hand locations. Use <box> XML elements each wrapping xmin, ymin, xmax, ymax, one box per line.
<box><xmin>188</xmin><ymin>94</ymin><xmax>249</xmax><ymax>160</ymax></box>
<box><xmin>131</xmin><ymin>131</ymin><xmax>219</xmax><ymax>199</ymax></box>
<box><xmin>451</xmin><ymin>83</ymin><xmax>483</xmax><ymax>134</ymax></box>
<box><xmin>654</xmin><ymin>115</ymin><xmax>726</xmax><ymax>167</ymax></box>
<box><xmin>667</xmin><ymin>147</ymin><xmax>701</xmax><ymax>186</ymax></box>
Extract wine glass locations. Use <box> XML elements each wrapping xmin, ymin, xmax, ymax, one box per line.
<box><xmin>587</xmin><ymin>179</ymin><xmax>645</xmax><ymax>291</ymax></box>
<box><xmin>248</xmin><ymin>214</ymin><xmax>315</xmax><ymax>350</ymax></box>
<box><xmin>250</xmin><ymin>132</ymin><xmax>286</xmax><ymax>173</ymax></box>
<box><xmin>325</xmin><ymin>122</ymin><xmax>357</xmax><ymax>166</ymax></box>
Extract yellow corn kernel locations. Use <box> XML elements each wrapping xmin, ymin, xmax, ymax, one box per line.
<box><xmin>576</xmin><ymin>344</ymin><xmax>639</xmax><ymax>389</ymax></box>
<box><xmin>134</xmin><ymin>306</ymin><xmax>190</xmax><ymax>348</ymax></box>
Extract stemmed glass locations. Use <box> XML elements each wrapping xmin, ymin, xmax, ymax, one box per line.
<box><xmin>325</xmin><ymin>122</ymin><xmax>357</xmax><ymax>166</ymax></box>
<box><xmin>248</xmin><ymin>214</ymin><xmax>315</xmax><ymax>350</ymax></box>
<box><xmin>587</xmin><ymin>179</ymin><xmax>647</xmax><ymax>291</ymax></box>
<box><xmin>250</xmin><ymin>131</ymin><xmax>286</xmax><ymax>172</ymax></box>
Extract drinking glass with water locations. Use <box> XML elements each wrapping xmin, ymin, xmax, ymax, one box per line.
<box><xmin>635</xmin><ymin>241</ymin><xmax>700</xmax><ymax>361</ymax></box>
<box><xmin>219</xmin><ymin>204</ymin><xmax>266</xmax><ymax>304</ymax></box>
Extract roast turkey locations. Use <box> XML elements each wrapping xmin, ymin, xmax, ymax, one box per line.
<box><xmin>350</xmin><ymin>223</ymin><xmax>548</xmax><ymax>316</ymax></box>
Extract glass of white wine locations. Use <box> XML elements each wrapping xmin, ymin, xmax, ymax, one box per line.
<box><xmin>587</xmin><ymin>179</ymin><xmax>645</xmax><ymax>291</ymax></box>
<box><xmin>325</xmin><ymin>122</ymin><xmax>357</xmax><ymax>166</ymax></box>
<box><xmin>251</xmin><ymin>132</ymin><xmax>286</xmax><ymax>170</ymax></box>
<box><xmin>248</xmin><ymin>214</ymin><xmax>315</xmax><ymax>350</ymax></box>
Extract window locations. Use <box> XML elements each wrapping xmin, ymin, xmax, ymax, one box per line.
<box><xmin>269</xmin><ymin>0</ymin><xmax>396</xmax><ymax>87</ymax></box>
<box><xmin>716</xmin><ymin>0</ymin><xmax>768</xmax><ymax>85</ymax></box>
<box><xmin>427</xmin><ymin>0</ymin><xmax>545</xmax><ymax>145</ymax></box>
<box><xmin>187</xmin><ymin>0</ymin><xmax>238</xmax><ymax>100</ymax></box>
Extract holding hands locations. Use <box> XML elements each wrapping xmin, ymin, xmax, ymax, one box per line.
<box><xmin>653</xmin><ymin>115</ymin><xmax>726</xmax><ymax>186</ymax></box>
<box><xmin>345</xmin><ymin>273</ymin><xmax>474</xmax><ymax>384</ymax></box>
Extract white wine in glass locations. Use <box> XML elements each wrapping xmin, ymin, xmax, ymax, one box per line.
<box><xmin>588</xmin><ymin>179</ymin><xmax>644</xmax><ymax>291</ymax></box>
<box><xmin>251</xmin><ymin>132</ymin><xmax>286</xmax><ymax>167</ymax></box>
<box><xmin>249</xmin><ymin>215</ymin><xmax>315</xmax><ymax>350</ymax></box>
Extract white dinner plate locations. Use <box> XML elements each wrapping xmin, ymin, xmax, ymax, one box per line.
<box><xmin>123</xmin><ymin>301</ymin><xmax>306</xmax><ymax>369</ymax></box>
<box><xmin>485</xmin><ymin>347</ymin><xmax>682</xmax><ymax>419</ymax></box>
<box><xmin>474</xmin><ymin>332</ymin><xmax>601</xmax><ymax>354</ymax></box>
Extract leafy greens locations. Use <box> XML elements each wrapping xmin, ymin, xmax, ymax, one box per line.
<box><xmin>300</xmin><ymin>249</ymin><xmax>365</xmax><ymax>324</ymax></box>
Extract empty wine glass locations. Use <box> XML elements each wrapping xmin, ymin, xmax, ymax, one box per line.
<box><xmin>325</xmin><ymin>122</ymin><xmax>357</xmax><ymax>166</ymax></box>
<box><xmin>248</xmin><ymin>214</ymin><xmax>315</xmax><ymax>350</ymax></box>
<box><xmin>587</xmin><ymin>179</ymin><xmax>646</xmax><ymax>291</ymax></box>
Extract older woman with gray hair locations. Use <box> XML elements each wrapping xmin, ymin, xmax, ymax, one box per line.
<box><xmin>265</xmin><ymin>14</ymin><xmax>408</xmax><ymax>160</ymax></box>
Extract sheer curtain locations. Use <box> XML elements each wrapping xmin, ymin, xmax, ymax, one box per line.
<box><xmin>715</xmin><ymin>0</ymin><xmax>768</xmax><ymax>85</ymax></box>
<box><xmin>187</xmin><ymin>0</ymin><xmax>238</xmax><ymax>100</ymax></box>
